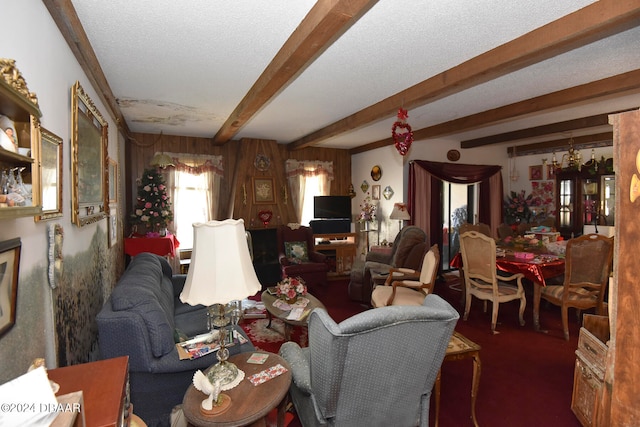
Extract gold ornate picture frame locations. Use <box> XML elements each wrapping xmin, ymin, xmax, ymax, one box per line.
<box><xmin>36</xmin><ymin>127</ymin><xmax>63</xmax><ymax>221</ymax></box>
<box><xmin>252</xmin><ymin>177</ymin><xmax>275</xmax><ymax>204</ymax></box>
<box><xmin>71</xmin><ymin>81</ymin><xmax>108</xmax><ymax>227</ymax></box>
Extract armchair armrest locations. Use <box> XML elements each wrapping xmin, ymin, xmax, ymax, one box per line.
<box><xmin>365</xmin><ymin>250</ymin><xmax>392</xmax><ymax>264</ymax></box>
<box><xmin>279</xmin><ymin>342</ymin><xmax>312</xmax><ymax>395</ymax></box>
<box><xmin>308</xmin><ymin>251</ymin><xmax>327</xmax><ymax>263</ymax></box>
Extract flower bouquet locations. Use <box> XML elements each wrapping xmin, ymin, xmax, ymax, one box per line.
<box><xmin>275</xmin><ymin>277</ymin><xmax>307</xmax><ymax>303</ymax></box>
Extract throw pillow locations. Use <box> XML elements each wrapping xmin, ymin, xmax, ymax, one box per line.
<box><xmin>285</xmin><ymin>241</ymin><xmax>309</xmax><ymax>262</ymax></box>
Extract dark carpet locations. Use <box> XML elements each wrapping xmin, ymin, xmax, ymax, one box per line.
<box><xmin>241</xmin><ymin>275</ymin><xmax>583</xmax><ymax>427</ymax></box>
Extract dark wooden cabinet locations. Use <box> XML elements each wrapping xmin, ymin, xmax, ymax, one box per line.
<box><xmin>555</xmin><ymin>169</ymin><xmax>614</xmax><ymax>239</ymax></box>
<box><xmin>48</xmin><ymin>356</ymin><xmax>130</xmax><ymax>427</ymax></box>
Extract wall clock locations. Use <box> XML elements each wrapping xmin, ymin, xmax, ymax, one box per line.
<box><xmin>447</xmin><ymin>149</ymin><xmax>460</xmax><ymax>162</ymax></box>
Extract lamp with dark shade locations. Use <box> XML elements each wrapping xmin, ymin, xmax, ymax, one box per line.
<box><xmin>390</xmin><ymin>202</ymin><xmax>410</xmax><ymax>232</ymax></box>
<box><xmin>180</xmin><ymin>219</ymin><xmax>261</xmax><ymax>393</ymax></box>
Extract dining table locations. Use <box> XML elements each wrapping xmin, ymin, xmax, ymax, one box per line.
<box><xmin>450</xmin><ymin>245</ymin><xmax>565</xmax><ymax>332</ymax></box>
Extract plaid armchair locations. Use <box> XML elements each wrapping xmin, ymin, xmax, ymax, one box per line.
<box><xmin>280</xmin><ymin>294</ymin><xmax>459</xmax><ymax>427</ymax></box>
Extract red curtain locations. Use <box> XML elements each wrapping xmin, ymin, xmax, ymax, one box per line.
<box><xmin>408</xmin><ymin>160</ymin><xmax>503</xmax><ymax>247</ymax></box>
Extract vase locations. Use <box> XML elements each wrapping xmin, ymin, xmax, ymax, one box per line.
<box><xmin>285</xmin><ymin>296</ymin><xmax>298</xmax><ymax>304</ymax></box>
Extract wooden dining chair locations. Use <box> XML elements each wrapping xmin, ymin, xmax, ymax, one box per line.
<box><xmin>370</xmin><ymin>244</ymin><xmax>440</xmax><ymax>307</ymax></box>
<box><xmin>540</xmin><ymin>233</ymin><xmax>613</xmax><ymax>340</ymax></box>
<box><xmin>460</xmin><ymin>231</ymin><xmax>526</xmax><ymax>334</ymax></box>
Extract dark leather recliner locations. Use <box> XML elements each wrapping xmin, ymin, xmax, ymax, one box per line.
<box><xmin>348</xmin><ymin>225</ymin><xmax>427</xmax><ymax>303</ymax></box>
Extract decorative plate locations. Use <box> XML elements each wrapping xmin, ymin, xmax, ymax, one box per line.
<box><xmin>254</xmin><ymin>154</ymin><xmax>271</xmax><ymax>171</ymax></box>
<box><xmin>447</xmin><ymin>149</ymin><xmax>461</xmax><ymax>162</ymax></box>
<box><xmin>383</xmin><ymin>186</ymin><xmax>394</xmax><ymax>200</ymax></box>
<box><xmin>371</xmin><ymin>165</ymin><xmax>382</xmax><ymax>181</ymax></box>
<box><xmin>361</xmin><ymin>180</ymin><xmax>369</xmax><ymax>193</ymax></box>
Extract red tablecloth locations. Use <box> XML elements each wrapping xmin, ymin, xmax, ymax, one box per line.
<box><xmin>450</xmin><ymin>251</ymin><xmax>564</xmax><ymax>286</ymax></box>
<box><xmin>124</xmin><ymin>233</ymin><xmax>180</xmax><ymax>258</ymax></box>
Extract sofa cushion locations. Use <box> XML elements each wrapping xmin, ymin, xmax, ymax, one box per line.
<box><xmin>111</xmin><ymin>285</ymin><xmax>175</xmax><ymax>358</ymax></box>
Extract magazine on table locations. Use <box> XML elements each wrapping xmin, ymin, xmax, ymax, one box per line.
<box><xmin>176</xmin><ymin>329</ymin><xmax>248</xmax><ymax>360</ymax></box>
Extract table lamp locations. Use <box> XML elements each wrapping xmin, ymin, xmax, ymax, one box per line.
<box><xmin>390</xmin><ymin>202</ymin><xmax>410</xmax><ymax>232</ymax></box>
<box><xmin>180</xmin><ymin>219</ymin><xmax>261</xmax><ymax>394</ymax></box>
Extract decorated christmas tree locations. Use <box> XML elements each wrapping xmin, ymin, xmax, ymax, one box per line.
<box><xmin>130</xmin><ymin>168</ymin><xmax>173</xmax><ymax>234</ymax></box>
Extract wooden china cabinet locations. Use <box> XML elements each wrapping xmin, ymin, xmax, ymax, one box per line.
<box><xmin>554</xmin><ymin>164</ymin><xmax>614</xmax><ymax>239</ymax></box>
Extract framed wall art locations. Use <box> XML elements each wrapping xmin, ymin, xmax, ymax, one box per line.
<box><xmin>372</xmin><ymin>184</ymin><xmax>381</xmax><ymax>200</ymax></box>
<box><xmin>252</xmin><ymin>177</ymin><xmax>275</xmax><ymax>204</ymax></box>
<box><xmin>529</xmin><ymin>165</ymin><xmax>543</xmax><ymax>181</ymax></box>
<box><xmin>36</xmin><ymin>127</ymin><xmax>63</xmax><ymax>221</ymax></box>
<box><xmin>108</xmin><ymin>158</ymin><xmax>118</xmax><ymax>204</ymax></box>
<box><xmin>0</xmin><ymin>238</ymin><xmax>21</xmax><ymax>337</ymax></box>
<box><xmin>71</xmin><ymin>81</ymin><xmax>108</xmax><ymax>227</ymax></box>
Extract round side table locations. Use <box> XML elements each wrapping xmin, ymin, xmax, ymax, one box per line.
<box><xmin>182</xmin><ymin>352</ymin><xmax>291</xmax><ymax>427</ymax></box>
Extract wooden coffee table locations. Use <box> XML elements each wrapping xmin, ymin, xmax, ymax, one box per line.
<box><xmin>261</xmin><ymin>290</ymin><xmax>326</xmax><ymax>341</ymax></box>
<box><xmin>182</xmin><ymin>352</ymin><xmax>291</xmax><ymax>427</ymax></box>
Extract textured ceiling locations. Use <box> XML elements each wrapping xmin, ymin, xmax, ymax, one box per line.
<box><xmin>68</xmin><ymin>0</ymin><xmax>640</xmax><ymax>151</ymax></box>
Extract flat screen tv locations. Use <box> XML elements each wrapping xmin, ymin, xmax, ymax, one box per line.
<box><xmin>314</xmin><ymin>196</ymin><xmax>351</xmax><ymax>219</ymax></box>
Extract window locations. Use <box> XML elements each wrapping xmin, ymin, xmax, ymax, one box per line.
<box><xmin>173</xmin><ymin>171</ymin><xmax>210</xmax><ymax>249</ymax></box>
<box><xmin>163</xmin><ymin>152</ymin><xmax>224</xmax><ymax>250</ymax></box>
<box><xmin>300</xmin><ymin>175</ymin><xmax>323</xmax><ymax>226</ymax></box>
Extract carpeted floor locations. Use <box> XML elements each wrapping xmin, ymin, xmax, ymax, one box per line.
<box><xmin>241</xmin><ymin>275</ymin><xmax>584</xmax><ymax>427</ymax></box>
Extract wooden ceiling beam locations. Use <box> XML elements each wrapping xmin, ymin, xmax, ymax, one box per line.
<box><xmin>461</xmin><ymin>114</ymin><xmax>612</xmax><ymax>148</ymax></box>
<box><xmin>506</xmin><ymin>132</ymin><xmax>613</xmax><ymax>157</ymax></box>
<box><xmin>43</xmin><ymin>0</ymin><xmax>130</xmax><ymax>136</ymax></box>
<box><xmin>211</xmin><ymin>0</ymin><xmax>378</xmax><ymax>145</ymax></box>
<box><xmin>350</xmin><ymin>69</ymin><xmax>640</xmax><ymax>155</ymax></box>
<box><xmin>291</xmin><ymin>0</ymin><xmax>640</xmax><ymax>150</ymax></box>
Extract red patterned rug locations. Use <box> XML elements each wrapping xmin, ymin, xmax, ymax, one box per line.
<box><xmin>240</xmin><ymin>317</ymin><xmax>308</xmax><ymax>354</ymax></box>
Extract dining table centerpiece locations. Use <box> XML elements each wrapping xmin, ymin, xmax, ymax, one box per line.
<box><xmin>275</xmin><ymin>276</ymin><xmax>307</xmax><ymax>304</ymax></box>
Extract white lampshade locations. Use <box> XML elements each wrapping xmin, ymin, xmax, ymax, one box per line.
<box><xmin>389</xmin><ymin>203</ymin><xmax>410</xmax><ymax>221</ymax></box>
<box><xmin>180</xmin><ymin>219</ymin><xmax>261</xmax><ymax>306</ymax></box>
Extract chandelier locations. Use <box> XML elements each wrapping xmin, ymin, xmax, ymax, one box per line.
<box><xmin>552</xmin><ymin>138</ymin><xmax>582</xmax><ymax>171</ymax></box>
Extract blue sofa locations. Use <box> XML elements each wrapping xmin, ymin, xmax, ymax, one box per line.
<box><xmin>96</xmin><ymin>252</ymin><xmax>254</xmax><ymax>426</ymax></box>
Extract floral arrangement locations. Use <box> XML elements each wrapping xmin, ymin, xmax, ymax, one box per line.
<box><xmin>130</xmin><ymin>168</ymin><xmax>173</xmax><ymax>232</ymax></box>
<box><xmin>358</xmin><ymin>193</ymin><xmax>377</xmax><ymax>222</ymax></box>
<box><xmin>276</xmin><ymin>276</ymin><xmax>307</xmax><ymax>301</ymax></box>
<box><xmin>504</xmin><ymin>190</ymin><xmax>538</xmax><ymax>224</ymax></box>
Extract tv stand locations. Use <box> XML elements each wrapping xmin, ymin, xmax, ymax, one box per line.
<box><xmin>313</xmin><ymin>233</ymin><xmax>357</xmax><ymax>278</ymax></box>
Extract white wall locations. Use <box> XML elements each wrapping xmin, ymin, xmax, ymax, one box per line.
<box><xmin>0</xmin><ymin>1</ymin><xmax>123</xmax><ymax>376</ymax></box>
<box><xmin>351</xmin><ymin>137</ymin><xmax>614</xmax><ymax>243</ymax></box>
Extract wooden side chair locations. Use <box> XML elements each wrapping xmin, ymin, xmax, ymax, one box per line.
<box><xmin>540</xmin><ymin>233</ymin><xmax>613</xmax><ymax>340</ymax></box>
<box><xmin>460</xmin><ymin>231</ymin><xmax>526</xmax><ymax>334</ymax></box>
<box><xmin>370</xmin><ymin>244</ymin><xmax>440</xmax><ymax>307</ymax></box>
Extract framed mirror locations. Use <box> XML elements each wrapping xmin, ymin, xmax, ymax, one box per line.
<box><xmin>35</xmin><ymin>127</ymin><xmax>62</xmax><ymax>221</ymax></box>
<box><xmin>71</xmin><ymin>81</ymin><xmax>108</xmax><ymax>227</ymax></box>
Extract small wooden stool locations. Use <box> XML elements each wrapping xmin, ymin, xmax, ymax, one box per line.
<box><xmin>434</xmin><ymin>331</ymin><xmax>481</xmax><ymax>427</ymax></box>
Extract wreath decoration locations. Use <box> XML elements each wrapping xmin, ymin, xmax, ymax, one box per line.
<box><xmin>392</xmin><ymin>108</ymin><xmax>413</xmax><ymax>156</ymax></box>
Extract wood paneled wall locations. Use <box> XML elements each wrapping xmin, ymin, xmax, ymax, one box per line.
<box><xmin>125</xmin><ymin>133</ymin><xmax>351</xmax><ymax>234</ymax></box>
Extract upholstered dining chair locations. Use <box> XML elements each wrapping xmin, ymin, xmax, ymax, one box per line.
<box><xmin>540</xmin><ymin>233</ymin><xmax>613</xmax><ymax>340</ymax></box>
<box><xmin>459</xmin><ymin>222</ymin><xmax>493</xmax><ymax>238</ymax></box>
<box><xmin>277</xmin><ymin>224</ymin><xmax>329</xmax><ymax>288</ymax></box>
<box><xmin>370</xmin><ymin>244</ymin><xmax>440</xmax><ymax>308</ymax></box>
<box><xmin>279</xmin><ymin>294</ymin><xmax>459</xmax><ymax>427</ymax></box>
<box><xmin>460</xmin><ymin>230</ymin><xmax>526</xmax><ymax>334</ymax></box>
